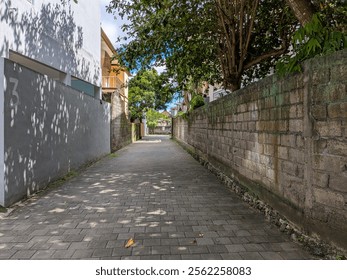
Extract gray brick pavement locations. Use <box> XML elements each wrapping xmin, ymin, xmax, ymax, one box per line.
<box><xmin>0</xmin><ymin>135</ymin><xmax>313</xmax><ymax>259</ymax></box>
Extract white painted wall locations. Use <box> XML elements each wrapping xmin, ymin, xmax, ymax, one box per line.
<box><xmin>0</xmin><ymin>58</ymin><xmax>4</xmax><ymax>206</ymax></box>
<box><xmin>0</xmin><ymin>0</ymin><xmax>101</xmax><ymax>86</ymax></box>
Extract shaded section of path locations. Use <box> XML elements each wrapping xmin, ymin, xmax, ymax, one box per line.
<box><xmin>0</xmin><ymin>135</ymin><xmax>312</xmax><ymax>259</ymax></box>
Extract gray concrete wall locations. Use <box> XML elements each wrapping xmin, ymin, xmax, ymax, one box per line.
<box><xmin>0</xmin><ymin>59</ymin><xmax>110</xmax><ymax>207</ymax></box>
<box><xmin>172</xmin><ymin>49</ymin><xmax>347</xmax><ymax>250</ymax></box>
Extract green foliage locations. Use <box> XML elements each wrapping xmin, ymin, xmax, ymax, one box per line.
<box><xmin>128</xmin><ymin>69</ymin><xmax>175</xmax><ymax>121</ymax></box>
<box><xmin>189</xmin><ymin>94</ymin><xmax>205</xmax><ymax>110</ymax></box>
<box><xmin>335</xmin><ymin>255</ymin><xmax>346</xmax><ymax>260</ymax></box>
<box><xmin>107</xmin><ymin>0</ymin><xmax>297</xmax><ymax>90</ymax></box>
<box><xmin>146</xmin><ymin>109</ymin><xmax>169</xmax><ymax>129</ymax></box>
<box><xmin>277</xmin><ymin>2</ymin><xmax>347</xmax><ymax>75</ymax></box>
<box><xmin>177</xmin><ymin>111</ymin><xmax>188</xmax><ymax>120</ymax></box>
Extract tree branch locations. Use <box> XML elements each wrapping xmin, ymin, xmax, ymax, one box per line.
<box><xmin>244</xmin><ymin>47</ymin><xmax>287</xmax><ymax>70</ymax></box>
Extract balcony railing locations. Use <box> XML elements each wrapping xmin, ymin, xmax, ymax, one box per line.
<box><xmin>102</xmin><ymin>76</ymin><xmax>122</xmax><ymax>90</ymax></box>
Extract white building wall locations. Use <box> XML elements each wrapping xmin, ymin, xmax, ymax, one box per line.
<box><xmin>0</xmin><ymin>58</ymin><xmax>4</xmax><ymax>206</ymax></box>
<box><xmin>0</xmin><ymin>0</ymin><xmax>101</xmax><ymax>86</ymax></box>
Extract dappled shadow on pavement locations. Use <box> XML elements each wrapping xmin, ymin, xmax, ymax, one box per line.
<box><xmin>0</xmin><ymin>137</ymin><xmax>312</xmax><ymax>260</ymax></box>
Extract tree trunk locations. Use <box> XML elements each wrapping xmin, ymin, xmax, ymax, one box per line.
<box><xmin>285</xmin><ymin>0</ymin><xmax>315</xmax><ymax>26</ymax></box>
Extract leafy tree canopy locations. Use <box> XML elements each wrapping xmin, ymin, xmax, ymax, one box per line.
<box><xmin>107</xmin><ymin>0</ymin><xmax>298</xmax><ymax>91</ymax></box>
<box><xmin>146</xmin><ymin>109</ymin><xmax>170</xmax><ymax>131</ymax></box>
<box><xmin>128</xmin><ymin>69</ymin><xmax>176</xmax><ymax>122</ymax></box>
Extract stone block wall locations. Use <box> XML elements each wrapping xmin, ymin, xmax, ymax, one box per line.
<box><xmin>172</xmin><ymin>49</ymin><xmax>347</xmax><ymax>249</ymax></box>
<box><xmin>111</xmin><ymin>92</ymin><xmax>133</xmax><ymax>152</ymax></box>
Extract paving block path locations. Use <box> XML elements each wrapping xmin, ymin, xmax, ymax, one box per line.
<box><xmin>0</xmin><ymin>135</ymin><xmax>313</xmax><ymax>260</ymax></box>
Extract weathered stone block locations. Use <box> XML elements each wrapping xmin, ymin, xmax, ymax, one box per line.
<box><xmin>278</xmin><ymin>146</ymin><xmax>288</xmax><ymax>160</ymax></box>
<box><xmin>315</xmin><ymin>120</ymin><xmax>342</xmax><ymax>137</ymax></box>
<box><xmin>330</xmin><ymin>64</ymin><xmax>347</xmax><ymax>83</ymax></box>
<box><xmin>265</xmin><ymin>134</ymin><xmax>280</xmax><ymax>145</ymax></box>
<box><xmin>283</xmin><ymin>182</ymin><xmax>305</xmax><ymax>208</ymax></box>
<box><xmin>311</xmin><ymin>84</ymin><xmax>332</xmax><ymax>103</ymax></box>
<box><xmin>289</xmin><ymin>105</ymin><xmax>297</xmax><ymax>119</ymax></box>
<box><xmin>264</xmin><ymin>97</ymin><xmax>276</xmax><ymax>108</ymax></box>
<box><xmin>248</xmin><ymin>121</ymin><xmax>256</xmax><ymax>131</ymax></box>
<box><xmin>259</xmin><ymin>109</ymin><xmax>270</xmax><ymax>121</ymax></box>
<box><xmin>296</xmin><ymin>135</ymin><xmax>305</xmax><ymax>148</ymax></box>
<box><xmin>313</xmin><ymin>154</ymin><xmax>342</xmax><ymax>172</ymax></box>
<box><xmin>313</xmin><ymin>139</ymin><xmax>328</xmax><ymax>154</ymax></box>
<box><xmin>280</xmin><ymin>135</ymin><xmax>296</xmax><ymax>147</ymax></box>
<box><xmin>312</xmin><ymin>68</ymin><xmax>330</xmax><ymax>85</ymax></box>
<box><xmin>288</xmin><ymin>148</ymin><xmax>305</xmax><ymax>163</ymax></box>
<box><xmin>311</xmin><ymin>204</ymin><xmax>329</xmax><ymax>223</ymax></box>
<box><xmin>329</xmin><ymin>175</ymin><xmax>347</xmax><ymax>193</ymax></box>
<box><xmin>329</xmin><ymin>83</ymin><xmax>346</xmax><ymax>102</ymax></box>
<box><xmin>311</xmin><ymin>105</ymin><xmax>327</xmax><ymax>120</ymax></box>
<box><xmin>327</xmin><ymin>140</ymin><xmax>347</xmax><ymax>157</ymax></box>
<box><xmin>266</xmin><ymin>167</ymin><xmax>275</xmax><ymax>180</ymax></box>
<box><xmin>289</xmin><ymin>119</ymin><xmax>303</xmax><ymax>132</ymax></box>
<box><xmin>328</xmin><ymin>103</ymin><xmax>342</xmax><ymax>119</ymax></box>
<box><xmin>312</xmin><ymin>172</ymin><xmax>330</xmax><ymax>188</ymax></box>
<box><xmin>313</xmin><ymin>188</ymin><xmax>345</xmax><ymax>208</ymax></box>
<box><xmin>264</xmin><ymin>144</ymin><xmax>275</xmax><ymax>156</ymax></box>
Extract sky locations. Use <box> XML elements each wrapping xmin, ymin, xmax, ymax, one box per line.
<box><xmin>100</xmin><ymin>1</ymin><xmax>172</xmax><ymax>110</ymax></box>
<box><xmin>100</xmin><ymin>0</ymin><xmax>125</xmax><ymax>48</ymax></box>
<box><xmin>99</xmin><ymin>1</ymin><xmax>166</xmax><ymax>74</ymax></box>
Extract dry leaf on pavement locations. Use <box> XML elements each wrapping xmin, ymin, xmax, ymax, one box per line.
<box><xmin>125</xmin><ymin>238</ymin><xmax>135</xmax><ymax>248</ymax></box>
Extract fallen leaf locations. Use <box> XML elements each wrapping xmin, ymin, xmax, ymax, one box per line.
<box><xmin>125</xmin><ymin>238</ymin><xmax>135</xmax><ymax>248</ymax></box>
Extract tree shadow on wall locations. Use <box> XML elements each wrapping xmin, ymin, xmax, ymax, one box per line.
<box><xmin>1</xmin><ymin>0</ymin><xmax>100</xmax><ymax>84</ymax></box>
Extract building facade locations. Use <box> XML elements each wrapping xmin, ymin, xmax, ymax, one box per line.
<box><xmin>1</xmin><ymin>0</ymin><xmax>101</xmax><ymax>97</ymax></box>
<box><xmin>0</xmin><ymin>0</ymin><xmax>111</xmax><ymax>207</ymax></box>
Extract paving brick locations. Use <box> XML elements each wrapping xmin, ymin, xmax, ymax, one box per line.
<box><xmin>11</xmin><ymin>250</ymin><xmax>36</xmax><ymax>259</ymax></box>
<box><xmin>221</xmin><ymin>253</ymin><xmax>243</xmax><ymax>260</ymax></box>
<box><xmin>92</xmin><ymin>248</ymin><xmax>113</xmax><ymax>258</ymax></box>
<box><xmin>151</xmin><ymin>246</ymin><xmax>171</xmax><ymax>255</ymax></box>
<box><xmin>196</xmin><ymin>238</ymin><xmax>215</xmax><ymax>246</ymax></box>
<box><xmin>52</xmin><ymin>249</ymin><xmax>76</xmax><ymax>259</ymax></box>
<box><xmin>260</xmin><ymin>252</ymin><xmax>284</xmax><ymax>260</ymax></box>
<box><xmin>112</xmin><ymin>248</ymin><xmax>132</xmax><ymax>257</ymax></box>
<box><xmin>71</xmin><ymin>249</ymin><xmax>95</xmax><ymax>259</ymax></box>
<box><xmin>31</xmin><ymin>250</ymin><xmax>55</xmax><ymax>259</ymax></box>
<box><xmin>0</xmin><ymin>135</ymin><xmax>313</xmax><ymax>260</ymax></box>
<box><xmin>226</xmin><ymin>244</ymin><xmax>247</xmax><ymax>253</ymax></box>
<box><xmin>239</xmin><ymin>252</ymin><xmax>264</xmax><ymax>260</ymax></box>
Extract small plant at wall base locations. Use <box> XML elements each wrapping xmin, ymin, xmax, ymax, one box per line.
<box><xmin>277</xmin><ymin>12</ymin><xmax>347</xmax><ymax>75</ymax></box>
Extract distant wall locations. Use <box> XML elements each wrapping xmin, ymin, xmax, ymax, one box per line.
<box><xmin>111</xmin><ymin>92</ymin><xmax>133</xmax><ymax>152</ymax></box>
<box><xmin>0</xmin><ymin>59</ymin><xmax>110</xmax><ymax>207</ymax></box>
<box><xmin>173</xmin><ymin>49</ymin><xmax>347</xmax><ymax>250</ymax></box>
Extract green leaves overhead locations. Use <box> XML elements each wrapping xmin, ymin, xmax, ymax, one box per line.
<box><xmin>107</xmin><ymin>0</ymin><xmax>298</xmax><ymax>91</ymax></box>
<box><xmin>277</xmin><ymin>1</ymin><xmax>347</xmax><ymax>75</ymax></box>
<box><xmin>108</xmin><ymin>1</ymin><xmax>345</xmax><ymax>90</ymax></box>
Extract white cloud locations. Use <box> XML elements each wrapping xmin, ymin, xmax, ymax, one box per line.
<box><xmin>100</xmin><ymin>1</ymin><xmax>129</xmax><ymax>48</ymax></box>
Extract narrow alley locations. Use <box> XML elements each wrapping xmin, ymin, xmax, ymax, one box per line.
<box><xmin>0</xmin><ymin>135</ymin><xmax>312</xmax><ymax>260</ymax></box>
